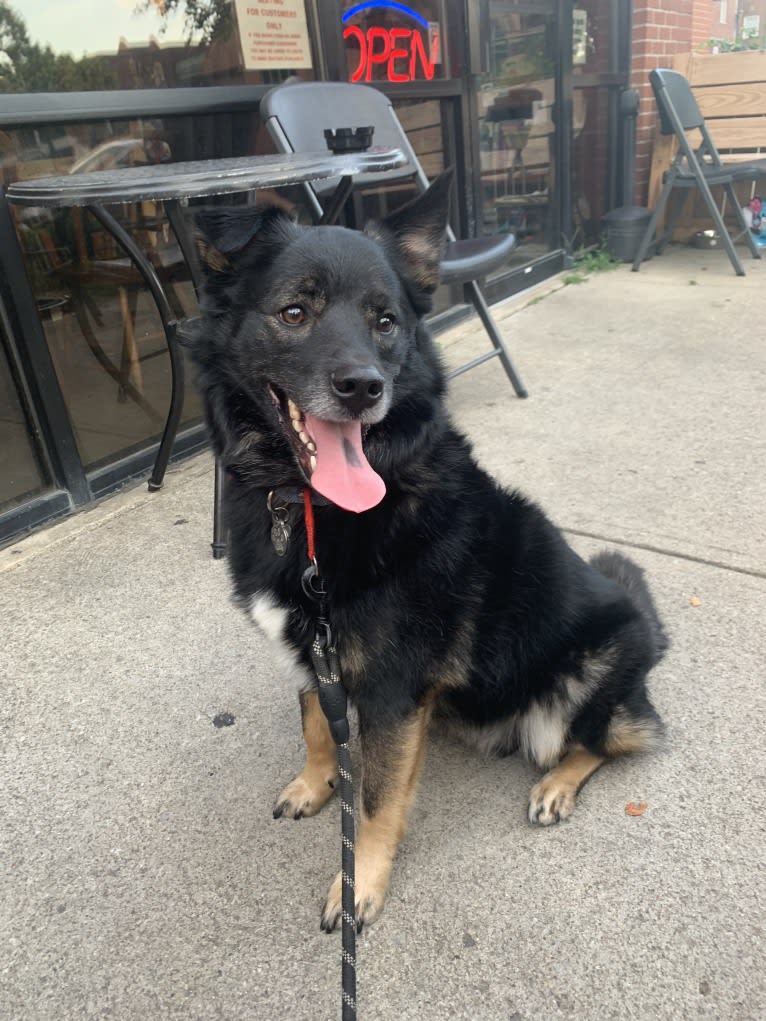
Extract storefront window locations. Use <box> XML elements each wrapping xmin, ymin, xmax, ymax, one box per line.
<box><xmin>11</xmin><ymin>190</ymin><xmax>203</xmax><ymax>472</ymax></box>
<box><xmin>0</xmin><ymin>316</ymin><xmax>49</xmax><ymax>512</ymax></box>
<box><xmin>340</xmin><ymin>1</ymin><xmax>449</xmax><ymax>83</ymax></box>
<box><xmin>476</xmin><ymin>2</ymin><xmax>558</xmax><ymax>261</ymax></box>
<box><xmin>0</xmin><ymin>0</ymin><xmax>315</xmax><ymax>91</ymax></box>
<box><xmin>571</xmin><ymin>0</ymin><xmax>620</xmax><ymax>243</ymax></box>
<box><xmin>3</xmin><ymin>104</ymin><xmax>300</xmax><ymax>472</ymax></box>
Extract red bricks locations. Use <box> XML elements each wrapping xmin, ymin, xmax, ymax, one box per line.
<box><xmin>631</xmin><ymin>1</ymin><xmax>696</xmax><ymax>203</ymax></box>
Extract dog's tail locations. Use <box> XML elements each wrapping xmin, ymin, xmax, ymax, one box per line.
<box><xmin>590</xmin><ymin>550</ymin><xmax>670</xmax><ymax>665</ymax></box>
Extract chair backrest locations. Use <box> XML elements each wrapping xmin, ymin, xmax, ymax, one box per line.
<box><xmin>650</xmin><ymin>67</ymin><xmax>726</xmax><ymax>171</ymax></box>
<box><xmin>650</xmin><ymin>68</ymin><xmax>705</xmax><ymax>135</ymax></box>
<box><xmin>260</xmin><ymin>81</ymin><xmax>426</xmax><ymax>218</ymax></box>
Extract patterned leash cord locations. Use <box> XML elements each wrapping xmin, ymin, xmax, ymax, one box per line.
<box><xmin>309</xmin><ymin>607</ymin><xmax>357</xmax><ymax>1021</ymax></box>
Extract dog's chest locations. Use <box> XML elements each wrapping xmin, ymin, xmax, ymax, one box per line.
<box><xmin>250</xmin><ymin>591</ymin><xmax>313</xmax><ymax>689</ymax></box>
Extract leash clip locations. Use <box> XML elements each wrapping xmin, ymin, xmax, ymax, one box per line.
<box><xmin>302</xmin><ymin>562</ymin><xmax>326</xmax><ymax>602</ymax></box>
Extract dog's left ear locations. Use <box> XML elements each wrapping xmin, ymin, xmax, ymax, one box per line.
<box><xmin>367</xmin><ymin>168</ymin><xmax>452</xmax><ymax>296</ymax></box>
<box><xmin>195</xmin><ymin>206</ymin><xmax>297</xmax><ymax>275</ymax></box>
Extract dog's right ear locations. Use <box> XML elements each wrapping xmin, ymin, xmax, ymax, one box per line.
<box><xmin>194</xmin><ymin>206</ymin><xmax>297</xmax><ymax>275</ymax></box>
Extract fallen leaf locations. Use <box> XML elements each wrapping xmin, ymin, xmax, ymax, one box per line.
<box><xmin>690</xmin><ymin>595</ymin><xmax>702</xmax><ymax>606</ymax></box>
<box><xmin>625</xmin><ymin>800</ymin><xmax>648</xmax><ymax>817</ymax></box>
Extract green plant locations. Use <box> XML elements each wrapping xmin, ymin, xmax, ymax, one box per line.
<box><xmin>573</xmin><ymin>247</ymin><xmax>620</xmax><ymax>273</ymax></box>
<box><xmin>706</xmin><ymin>30</ymin><xmax>766</xmax><ymax>53</ymax></box>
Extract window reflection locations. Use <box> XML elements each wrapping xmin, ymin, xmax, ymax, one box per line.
<box><xmin>5</xmin><ymin>109</ymin><xmax>298</xmax><ymax>471</ymax></box>
<box><xmin>1</xmin><ymin>1</ymin><xmax>314</xmax><ymax>92</ymax></box>
<box><xmin>0</xmin><ymin>318</ymin><xmax>48</xmax><ymax>512</ymax></box>
<box><xmin>477</xmin><ymin>4</ymin><xmax>558</xmax><ymax>262</ymax></box>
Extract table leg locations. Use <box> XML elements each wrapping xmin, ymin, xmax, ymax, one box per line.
<box><xmin>318</xmin><ymin>175</ymin><xmax>353</xmax><ymax>226</ymax></box>
<box><xmin>165</xmin><ymin>199</ymin><xmax>228</xmax><ymax>556</ymax></box>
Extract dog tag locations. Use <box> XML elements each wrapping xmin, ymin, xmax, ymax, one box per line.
<box><xmin>267</xmin><ymin>491</ymin><xmax>291</xmax><ymax>557</ymax></box>
<box><xmin>270</xmin><ymin>518</ymin><xmax>291</xmax><ymax>557</ymax></box>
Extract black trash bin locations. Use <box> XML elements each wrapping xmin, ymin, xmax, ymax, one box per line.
<box><xmin>602</xmin><ymin>205</ymin><xmax>654</xmax><ymax>262</ymax></box>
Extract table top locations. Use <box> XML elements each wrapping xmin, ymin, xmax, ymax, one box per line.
<box><xmin>6</xmin><ymin>148</ymin><xmax>407</xmax><ymax>208</ymax></box>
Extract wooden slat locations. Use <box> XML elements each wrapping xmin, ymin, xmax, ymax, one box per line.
<box><xmin>672</xmin><ymin>51</ymin><xmax>694</xmax><ymax>76</ymax></box>
<box><xmin>420</xmin><ymin>153</ymin><xmax>444</xmax><ymax>178</ymax></box>
<box><xmin>409</xmin><ymin>124</ymin><xmax>443</xmax><ymax>156</ymax></box>
<box><xmin>397</xmin><ymin>100</ymin><xmax>440</xmax><ymax>133</ymax></box>
<box><xmin>684</xmin><ymin>50</ymin><xmax>766</xmax><ymax>87</ymax></box>
<box><xmin>698</xmin><ymin>82</ymin><xmax>766</xmax><ymax>119</ymax></box>
<box><xmin>709</xmin><ymin>116</ymin><xmax>766</xmax><ymax>151</ymax></box>
<box><xmin>647</xmin><ymin>132</ymin><xmax>676</xmax><ymax>210</ymax></box>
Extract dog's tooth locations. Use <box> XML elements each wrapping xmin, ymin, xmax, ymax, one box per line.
<box><xmin>299</xmin><ymin>430</ymin><xmax>310</xmax><ymax>443</ymax></box>
<box><xmin>287</xmin><ymin>399</ymin><xmax>301</xmax><ymax>421</ymax></box>
<box><xmin>309</xmin><ymin>454</ymin><xmax>317</xmax><ymax>472</ymax></box>
<box><xmin>292</xmin><ymin>418</ymin><xmax>302</xmax><ymax>433</ymax></box>
<box><xmin>306</xmin><ymin>440</ymin><xmax>317</xmax><ymax>453</ymax></box>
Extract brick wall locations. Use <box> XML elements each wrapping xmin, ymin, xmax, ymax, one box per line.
<box><xmin>631</xmin><ymin>2</ymin><xmax>695</xmax><ymax>204</ymax></box>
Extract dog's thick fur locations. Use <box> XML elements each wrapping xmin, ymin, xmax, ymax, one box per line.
<box><xmin>188</xmin><ymin>173</ymin><xmax>667</xmax><ymax>931</ymax></box>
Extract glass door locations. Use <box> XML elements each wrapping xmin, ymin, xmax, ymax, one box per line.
<box><xmin>468</xmin><ymin>0</ymin><xmax>563</xmax><ymax>275</ymax></box>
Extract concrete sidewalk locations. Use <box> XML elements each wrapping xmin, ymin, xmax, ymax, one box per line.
<box><xmin>2</xmin><ymin>244</ymin><xmax>765</xmax><ymax>1021</ymax></box>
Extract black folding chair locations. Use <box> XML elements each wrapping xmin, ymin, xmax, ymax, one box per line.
<box><xmin>260</xmin><ymin>81</ymin><xmax>527</xmax><ymax>398</ymax></box>
<box><xmin>633</xmin><ymin>68</ymin><xmax>766</xmax><ymax>276</ymax></box>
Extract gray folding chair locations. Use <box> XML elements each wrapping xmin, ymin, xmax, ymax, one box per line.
<box><xmin>260</xmin><ymin>81</ymin><xmax>527</xmax><ymax>398</ymax></box>
<box><xmin>633</xmin><ymin>68</ymin><xmax>766</xmax><ymax>276</ymax></box>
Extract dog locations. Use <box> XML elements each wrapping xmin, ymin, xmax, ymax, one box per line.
<box><xmin>187</xmin><ymin>171</ymin><xmax>667</xmax><ymax>932</ymax></box>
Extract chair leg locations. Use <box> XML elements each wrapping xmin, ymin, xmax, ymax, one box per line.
<box><xmin>693</xmin><ymin>176</ymin><xmax>746</xmax><ymax>275</ymax></box>
<box><xmin>632</xmin><ymin>176</ymin><xmax>674</xmax><ymax>271</ymax></box>
<box><xmin>464</xmin><ymin>280</ymin><xmax>528</xmax><ymax>398</ymax></box>
<box><xmin>724</xmin><ymin>183</ymin><xmax>762</xmax><ymax>261</ymax></box>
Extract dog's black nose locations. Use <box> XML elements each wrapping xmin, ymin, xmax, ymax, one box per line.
<box><xmin>331</xmin><ymin>367</ymin><xmax>384</xmax><ymax>416</ymax></box>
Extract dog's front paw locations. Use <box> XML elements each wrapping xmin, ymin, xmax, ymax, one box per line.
<box><xmin>320</xmin><ymin>869</ymin><xmax>387</xmax><ymax>934</ymax></box>
<box><xmin>528</xmin><ymin>775</ymin><xmax>577</xmax><ymax>826</ymax></box>
<box><xmin>273</xmin><ymin>769</ymin><xmax>337</xmax><ymax>820</ymax></box>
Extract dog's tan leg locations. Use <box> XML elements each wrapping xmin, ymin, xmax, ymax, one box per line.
<box><xmin>321</xmin><ymin>702</ymin><xmax>432</xmax><ymax>931</ymax></box>
<box><xmin>528</xmin><ymin>743</ymin><xmax>606</xmax><ymax>826</ymax></box>
<box><xmin>273</xmin><ymin>689</ymin><xmax>338</xmax><ymax>819</ymax></box>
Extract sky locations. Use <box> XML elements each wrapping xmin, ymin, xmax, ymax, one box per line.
<box><xmin>16</xmin><ymin>0</ymin><xmax>193</xmax><ymax>58</ymax></box>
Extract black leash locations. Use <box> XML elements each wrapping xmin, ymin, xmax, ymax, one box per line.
<box><xmin>299</xmin><ymin>489</ymin><xmax>357</xmax><ymax>1021</ymax></box>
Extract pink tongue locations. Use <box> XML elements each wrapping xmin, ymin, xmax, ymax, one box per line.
<box><xmin>304</xmin><ymin>414</ymin><xmax>385</xmax><ymax>512</ymax></box>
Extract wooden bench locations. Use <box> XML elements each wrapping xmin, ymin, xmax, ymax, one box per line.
<box><xmin>648</xmin><ymin>50</ymin><xmax>766</xmax><ymax>239</ymax></box>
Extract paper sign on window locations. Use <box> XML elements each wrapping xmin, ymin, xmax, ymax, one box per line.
<box><xmin>234</xmin><ymin>0</ymin><xmax>313</xmax><ymax>71</ymax></box>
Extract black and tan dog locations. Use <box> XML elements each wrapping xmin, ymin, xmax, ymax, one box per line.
<box><xmin>187</xmin><ymin>173</ymin><xmax>667</xmax><ymax>932</ymax></box>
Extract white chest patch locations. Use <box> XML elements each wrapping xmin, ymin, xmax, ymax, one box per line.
<box><xmin>518</xmin><ymin>701</ymin><xmax>567</xmax><ymax>769</ymax></box>
<box><xmin>250</xmin><ymin>591</ymin><xmax>313</xmax><ymax>690</ymax></box>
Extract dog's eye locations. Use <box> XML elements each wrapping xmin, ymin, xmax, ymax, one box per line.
<box><xmin>377</xmin><ymin>313</ymin><xmax>396</xmax><ymax>335</ymax></box>
<box><xmin>279</xmin><ymin>305</ymin><xmax>306</xmax><ymax>326</ymax></box>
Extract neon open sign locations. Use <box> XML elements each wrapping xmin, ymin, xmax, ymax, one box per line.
<box><xmin>342</xmin><ymin>1</ymin><xmax>440</xmax><ymax>83</ymax></box>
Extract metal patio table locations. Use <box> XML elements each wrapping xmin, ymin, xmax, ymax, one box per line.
<box><xmin>7</xmin><ymin>148</ymin><xmax>407</xmax><ymax>555</ymax></box>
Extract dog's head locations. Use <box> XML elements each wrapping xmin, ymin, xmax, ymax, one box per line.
<box><xmin>189</xmin><ymin>170</ymin><xmax>452</xmax><ymax>512</ymax></box>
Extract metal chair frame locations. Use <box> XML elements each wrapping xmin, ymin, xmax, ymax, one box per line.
<box><xmin>632</xmin><ymin>68</ymin><xmax>766</xmax><ymax>276</ymax></box>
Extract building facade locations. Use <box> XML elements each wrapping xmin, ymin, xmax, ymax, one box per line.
<box><xmin>0</xmin><ymin>1</ymin><xmax>712</xmax><ymax>544</ymax></box>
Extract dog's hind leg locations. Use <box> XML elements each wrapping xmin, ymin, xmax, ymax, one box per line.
<box><xmin>528</xmin><ymin>744</ymin><xmax>606</xmax><ymax>826</ymax></box>
<box><xmin>321</xmin><ymin>701</ymin><xmax>432</xmax><ymax>932</ymax></box>
<box><xmin>273</xmin><ymin>689</ymin><xmax>339</xmax><ymax>820</ymax></box>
